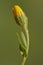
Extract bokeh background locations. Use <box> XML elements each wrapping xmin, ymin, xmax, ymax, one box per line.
<box><xmin>0</xmin><ymin>0</ymin><xmax>43</xmax><ymax>65</ymax></box>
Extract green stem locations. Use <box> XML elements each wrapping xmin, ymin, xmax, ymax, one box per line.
<box><xmin>21</xmin><ymin>56</ymin><xmax>27</xmax><ymax>65</ymax></box>
<box><xmin>21</xmin><ymin>27</ymin><xmax>29</xmax><ymax>65</ymax></box>
<box><xmin>24</xmin><ymin>27</ymin><xmax>29</xmax><ymax>56</ymax></box>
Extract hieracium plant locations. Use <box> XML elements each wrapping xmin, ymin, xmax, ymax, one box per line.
<box><xmin>12</xmin><ymin>5</ymin><xmax>29</xmax><ymax>65</ymax></box>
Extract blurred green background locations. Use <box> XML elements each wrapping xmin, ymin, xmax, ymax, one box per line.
<box><xmin>0</xmin><ymin>0</ymin><xmax>43</xmax><ymax>65</ymax></box>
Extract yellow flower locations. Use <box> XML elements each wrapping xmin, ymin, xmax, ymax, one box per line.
<box><xmin>12</xmin><ymin>5</ymin><xmax>28</xmax><ymax>27</ymax></box>
<box><xmin>12</xmin><ymin>5</ymin><xmax>24</xmax><ymax>17</ymax></box>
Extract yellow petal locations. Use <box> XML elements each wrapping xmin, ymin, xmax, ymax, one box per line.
<box><xmin>12</xmin><ymin>5</ymin><xmax>24</xmax><ymax>17</ymax></box>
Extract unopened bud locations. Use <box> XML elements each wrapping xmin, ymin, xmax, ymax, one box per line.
<box><xmin>12</xmin><ymin>5</ymin><xmax>28</xmax><ymax>27</ymax></box>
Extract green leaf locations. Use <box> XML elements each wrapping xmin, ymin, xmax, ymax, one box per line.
<box><xmin>16</xmin><ymin>32</ymin><xmax>27</xmax><ymax>56</ymax></box>
<box><xmin>20</xmin><ymin>31</ymin><xmax>26</xmax><ymax>46</ymax></box>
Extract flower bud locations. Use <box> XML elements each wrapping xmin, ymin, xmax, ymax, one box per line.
<box><xmin>12</xmin><ymin>5</ymin><xmax>28</xmax><ymax>27</ymax></box>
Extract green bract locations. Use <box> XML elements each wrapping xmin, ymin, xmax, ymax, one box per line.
<box><xmin>14</xmin><ymin>14</ymin><xmax>28</xmax><ymax>27</ymax></box>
